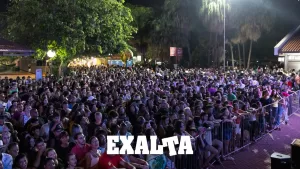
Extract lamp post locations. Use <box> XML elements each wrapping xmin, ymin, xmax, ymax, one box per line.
<box><xmin>47</xmin><ymin>50</ymin><xmax>56</xmax><ymax>75</ymax></box>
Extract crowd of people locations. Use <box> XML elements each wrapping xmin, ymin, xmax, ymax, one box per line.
<box><xmin>0</xmin><ymin>65</ymin><xmax>297</xmax><ymax>169</ymax></box>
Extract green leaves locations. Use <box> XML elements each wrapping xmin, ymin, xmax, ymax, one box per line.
<box><xmin>200</xmin><ymin>0</ymin><xmax>230</xmax><ymax>34</ymax></box>
<box><xmin>5</xmin><ymin>0</ymin><xmax>136</xmax><ymax>62</ymax></box>
<box><xmin>229</xmin><ymin>0</ymin><xmax>274</xmax><ymax>42</ymax></box>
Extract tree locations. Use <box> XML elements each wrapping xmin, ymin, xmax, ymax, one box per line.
<box><xmin>149</xmin><ymin>0</ymin><xmax>198</xmax><ymax>65</ymax></box>
<box><xmin>200</xmin><ymin>0</ymin><xmax>230</xmax><ymax>66</ymax></box>
<box><xmin>228</xmin><ymin>0</ymin><xmax>274</xmax><ymax>69</ymax></box>
<box><xmin>226</xmin><ymin>40</ymin><xmax>234</xmax><ymax>68</ymax></box>
<box><xmin>127</xmin><ymin>4</ymin><xmax>154</xmax><ymax>60</ymax></box>
<box><xmin>240</xmin><ymin>23</ymin><xmax>261</xmax><ymax>69</ymax></box>
<box><xmin>5</xmin><ymin>0</ymin><xmax>136</xmax><ymax>74</ymax></box>
<box><xmin>231</xmin><ymin>33</ymin><xmax>247</xmax><ymax>69</ymax></box>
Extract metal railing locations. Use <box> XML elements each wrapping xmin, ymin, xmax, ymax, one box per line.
<box><xmin>172</xmin><ymin>90</ymin><xmax>300</xmax><ymax>169</ymax></box>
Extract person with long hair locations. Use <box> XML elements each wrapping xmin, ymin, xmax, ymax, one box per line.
<box><xmin>221</xmin><ymin>108</ymin><xmax>234</xmax><ymax>160</ymax></box>
<box><xmin>19</xmin><ymin>104</ymin><xmax>32</xmax><ymax>128</ymax></box>
<box><xmin>66</xmin><ymin>153</ymin><xmax>82</xmax><ymax>169</ymax></box>
<box><xmin>55</xmin><ymin>131</ymin><xmax>75</xmax><ymax>164</ymax></box>
<box><xmin>85</xmin><ymin>136</ymin><xmax>100</xmax><ymax>169</ymax></box>
<box><xmin>3</xmin><ymin>122</ymin><xmax>20</xmax><ymax>143</ymax></box>
<box><xmin>270</xmin><ymin>89</ymin><xmax>281</xmax><ymax>130</ymax></box>
<box><xmin>281</xmin><ymin>92</ymin><xmax>289</xmax><ymax>125</ymax></box>
<box><xmin>45</xmin><ymin>148</ymin><xmax>64</xmax><ymax>169</ymax></box>
<box><xmin>260</xmin><ymin>90</ymin><xmax>273</xmax><ymax>130</ymax></box>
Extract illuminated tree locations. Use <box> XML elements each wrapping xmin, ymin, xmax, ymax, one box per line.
<box><xmin>200</xmin><ymin>0</ymin><xmax>230</xmax><ymax>65</ymax></box>
<box><xmin>6</xmin><ymin>0</ymin><xmax>136</xmax><ymax>74</ymax></box>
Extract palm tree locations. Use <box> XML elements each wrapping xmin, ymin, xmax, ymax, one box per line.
<box><xmin>200</xmin><ymin>0</ymin><xmax>230</xmax><ymax>65</ymax></box>
<box><xmin>226</xmin><ymin>39</ymin><xmax>234</xmax><ymax>68</ymax></box>
<box><xmin>231</xmin><ymin>32</ymin><xmax>247</xmax><ymax>69</ymax></box>
<box><xmin>228</xmin><ymin>0</ymin><xmax>273</xmax><ymax>69</ymax></box>
<box><xmin>240</xmin><ymin>23</ymin><xmax>261</xmax><ymax>69</ymax></box>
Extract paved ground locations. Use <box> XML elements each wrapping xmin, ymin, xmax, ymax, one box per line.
<box><xmin>215</xmin><ymin>113</ymin><xmax>300</xmax><ymax>169</ymax></box>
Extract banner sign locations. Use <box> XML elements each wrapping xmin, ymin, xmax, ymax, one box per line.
<box><xmin>170</xmin><ymin>47</ymin><xmax>183</xmax><ymax>57</ymax></box>
<box><xmin>126</xmin><ymin>60</ymin><xmax>133</xmax><ymax>67</ymax></box>
<box><xmin>35</xmin><ymin>69</ymin><xmax>42</xmax><ymax>81</ymax></box>
<box><xmin>170</xmin><ymin>47</ymin><xmax>177</xmax><ymax>57</ymax></box>
<box><xmin>177</xmin><ymin>48</ymin><xmax>183</xmax><ymax>57</ymax></box>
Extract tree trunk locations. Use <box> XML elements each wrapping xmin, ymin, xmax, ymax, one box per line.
<box><xmin>243</xmin><ymin>43</ymin><xmax>245</xmax><ymax>69</ymax></box>
<box><xmin>159</xmin><ymin>44</ymin><xmax>163</xmax><ymax>62</ymax></box>
<box><xmin>208</xmin><ymin>32</ymin><xmax>212</xmax><ymax>66</ymax></box>
<box><xmin>214</xmin><ymin>33</ymin><xmax>218</xmax><ymax>66</ymax></box>
<box><xmin>238</xmin><ymin>44</ymin><xmax>241</xmax><ymax>69</ymax></box>
<box><xmin>229</xmin><ymin>42</ymin><xmax>234</xmax><ymax>68</ymax></box>
<box><xmin>59</xmin><ymin>61</ymin><xmax>64</xmax><ymax>77</ymax></box>
<box><xmin>247</xmin><ymin>40</ymin><xmax>253</xmax><ymax>69</ymax></box>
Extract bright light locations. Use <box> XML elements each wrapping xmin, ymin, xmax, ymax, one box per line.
<box><xmin>47</xmin><ymin>50</ymin><xmax>56</xmax><ymax>58</ymax></box>
<box><xmin>278</xmin><ymin>57</ymin><xmax>284</xmax><ymax>62</ymax></box>
<box><xmin>137</xmin><ymin>55</ymin><xmax>142</xmax><ymax>62</ymax></box>
<box><xmin>92</xmin><ymin>57</ymin><xmax>97</xmax><ymax>65</ymax></box>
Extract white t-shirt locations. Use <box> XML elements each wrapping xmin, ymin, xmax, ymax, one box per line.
<box><xmin>238</xmin><ymin>83</ymin><xmax>245</xmax><ymax>89</ymax></box>
<box><xmin>252</xmin><ymin>80</ymin><xmax>259</xmax><ymax>86</ymax></box>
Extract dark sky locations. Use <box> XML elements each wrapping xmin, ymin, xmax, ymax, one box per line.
<box><xmin>126</xmin><ymin>0</ymin><xmax>162</xmax><ymax>7</ymax></box>
<box><xmin>1</xmin><ymin>0</ymin><xmax>300</xmax><ymax>21</ymax></box>
<box><xmin>0</xmin><ymin>0</ymin><xmax>8</xmax><ymax>12</ymax></box>
<box><xmin>1</xmin><ymin>0</ymin><xmax>300</xmax><ymax>59</ymax></box>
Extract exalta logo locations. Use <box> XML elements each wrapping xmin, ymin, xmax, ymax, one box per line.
<box><xmin>107</xmin><ymin>136</ymin><xmax>193</xmax><ymax>156</ymax></box>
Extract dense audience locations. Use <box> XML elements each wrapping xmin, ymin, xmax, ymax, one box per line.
<box><xmin>0</xmin><ymin>65</ymin><xmax>297</xmax><ymax>169</ymax></box>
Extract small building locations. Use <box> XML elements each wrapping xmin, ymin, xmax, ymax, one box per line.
<box><xmin>0</xmin><ymin>37</ymin><xmax>36</xmax><ymax>71</ymax></box>
<box><xmin>274</xmin><ymin>25</ymin><xmax>300</xmax><ymax>71</ymax></box>
<box><xmin>0</xmin><ymin>38</ymin><xmax>35</xmax><ymax>57</ymax></box>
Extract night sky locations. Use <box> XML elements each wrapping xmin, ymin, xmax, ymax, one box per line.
<box><xmin>1</xmin><ymin>0</ymin><xmax>300</xmax><ymax>15</ymax></box>
<box><xmin>1</xmin><ymin>0</ymin><xmax>300</xmax><ymax>59</ymax></box>
<box><xmin>126</xmin><ymin>0</ymin><xmax>163</xmax><ymax>7</ymax></box>
<box><xmin>1</xmin><ymin>0</ymin><xmax>300</xmax><ymax>22</ymax></box>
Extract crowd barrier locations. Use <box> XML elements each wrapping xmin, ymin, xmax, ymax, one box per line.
<box><xmin>172</xmin><ymin>90</ymin><xmax>300</xmax><ymax>169</ymax></box>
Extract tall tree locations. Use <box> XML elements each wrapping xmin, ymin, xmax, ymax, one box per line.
<box><xmin>200</xmin><ymin>0</ymin><xmax>230</xmax><ymax>65</ymax></box>
<box><xmin>231</xmin><ymin>33</ymin><xmax>247</xmax><ymax>69</ymax></box>
<box><xmin>127</xmin><ymin>4</ymin><xmax>154</xmax><ymax>61</ymax></box>
<box><xmin>228</xmin><ymin>0</ymin><xmax>274</xmax><ymax>69</ymax></box>
<box><xmin>151</xmin><ymin>0</ymin><xmax>198</xmax><ymax>65</ymax></box>
<box><xmin>5</xmin><ymin>0</ymin><xmax>136</xmax><ymax>74</ymax></box>
<box><xmin>226</xmin><ymin>40</ymin><xmax>234</xmax><ymax>68</ymax></box>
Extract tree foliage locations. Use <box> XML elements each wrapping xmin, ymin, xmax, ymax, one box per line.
<box><xmin>147</xmin><ymin>0</ymin><xmax>198</xmax><ymax>63</ymax></box>
<box><xmin>126</xmin><ymin>4</ymin><xmax>154</xmax><ymax>57</ymax></box>
<box><xmin>228</xmin><ymin>0</ymin><xmax>274</xmax><ymax>68</ymax></box>
<box><xmin>200</xmin><ymin>0</ymin><xmax>230</xmax><ymax>34</ymax></box>
<box><xmin>6</xmin><ymin>0</ymin><xmax>136</xmax><ymax>62</ymax></box>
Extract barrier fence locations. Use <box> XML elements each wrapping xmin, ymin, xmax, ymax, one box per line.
<box><xmin>172</xmin><ymin>90</ymin><xmax>300</xmax><ymax>169</ymax></box>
